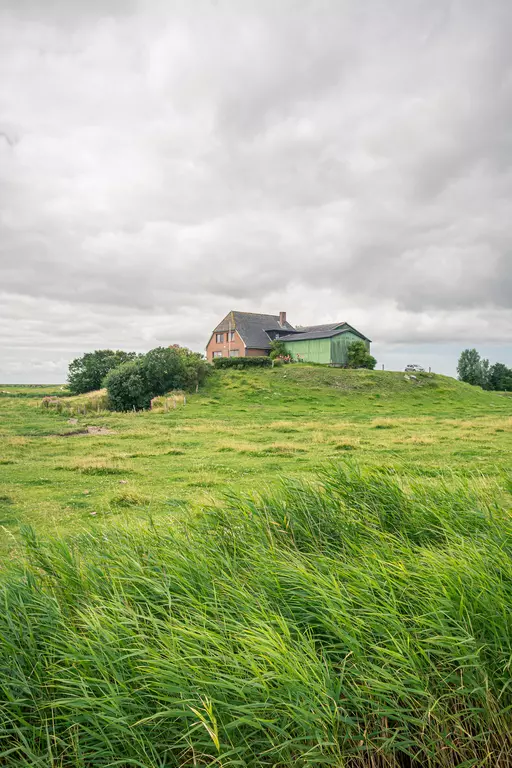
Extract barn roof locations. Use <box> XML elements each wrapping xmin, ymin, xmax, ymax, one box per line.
<box><xmin>280</xmin><ymin>323</ymin><xmax>371</xmax><ymax>343</ymax></box>
<box><xmin>213</xmin><ymin>311</ymin><xmax>296</xmax><ymax>349</ymax></box>
<box><xmin>296</xmin><ymin>322</ymin><xmax>345</xmax><ymax>333</ymax></box>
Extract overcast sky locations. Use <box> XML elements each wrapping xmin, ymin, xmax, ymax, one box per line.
<box><xmin>1</xmin><ymin>0</ymin><xmax>511</xmax><ymax>382</ymax></box>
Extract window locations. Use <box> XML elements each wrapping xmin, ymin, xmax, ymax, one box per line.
<box><xmin>215</xmin><ymin>333</ymin><xmax>224</xmax><ymax>343</ymax></box>
<box><xmin>228</xmin><ymin>331</ymin><xmax>235</xmax><ymax>341</ymax></box>
<box><xmin>213</xmin><ymin>351</ymin><xmax>223</xmax><ymax>358</ymax></box>
<box><xmin>229</xmin><ymin>349</ymin><xmax>239</xmax><ymax>357</ymax></box>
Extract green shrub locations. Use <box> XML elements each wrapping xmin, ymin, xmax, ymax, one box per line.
<box><xmin>140</xmin><ymin>346</ymin><xmax>188</xmax><ymax>395</ymax></box>
<box><xmin>103</xmin><ymin>360</ymin><xmax>149</xmax><ymax>411</ymax></box>
<box><xmin>269</xmin><ymin>339</ymin><xmax>288</xmax><ymax>359</ymax></box>
<box><xmin>67</xmin><ymin>350</ymin><xmax>138</xmax><ymax>394</ymax></box>
<box><xmin>103</xmin><ymin>346</ymin><xmax>209</xmax><ymax>411</ymax></box>
<box><xmin>213</xmin><ymin>356</ymin><xmax>272</xmax><ymax>369</ymax></box>
<box><xmin>175</xmin><ymin>346</ymin><xmax>210</xmax><ymax>389</ymax></box>
<box><xmin>347</xmin><ymin>340</ymin><xmax>377</xmax><ymax>369</ymax></box>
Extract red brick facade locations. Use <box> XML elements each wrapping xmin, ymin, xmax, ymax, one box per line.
<box><xmin>206</xmin><ymin>329</ymin><xmax>246</xmax><ymax>362</ymax></box>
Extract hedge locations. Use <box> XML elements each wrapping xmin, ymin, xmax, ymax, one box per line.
<box><xmin>213</xmin><ymin>356</ymin><xmax>272</xmax><ymax>369</ymax></box>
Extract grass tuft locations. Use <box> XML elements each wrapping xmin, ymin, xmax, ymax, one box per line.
<box><xmin>109</xmin><ymin>488</ymin><xmax>149</xmax><ymax>507</ymax></box>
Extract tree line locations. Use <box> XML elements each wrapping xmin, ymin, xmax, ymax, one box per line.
<box><xmin>457</xmin><ymin>349</ymin><xmax>512</xmax><ymax>391</ymax></box>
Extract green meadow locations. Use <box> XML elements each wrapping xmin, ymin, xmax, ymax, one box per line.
<box><xmin>1</xmin><ymin>366</ymin><xmax>512</xmax><ymax>766</ymax></box>
<box><xmin>1</xmin><ymin>367</ymin><xmax>511</xmax><ymax>548</ymax></box>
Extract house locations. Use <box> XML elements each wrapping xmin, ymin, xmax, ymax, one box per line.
<box><xmin>206</xmin><ymin>311</ymin><xmax>371</xmax><ymax>365</ymax></box>
<box><xmin>206</xmin><ymin>311</ymin><xmax>295</xmax><ymax>361</ymax></box>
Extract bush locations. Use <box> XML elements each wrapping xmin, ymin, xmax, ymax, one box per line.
<box><xmin>269</xmin><ymin>339</ymin><xmax>288</xmax><ymax>360</ymax></box>
<box><xmin>346</xmin><ymin>340</ymin><xmax>377</xmax><ymax>369</ymax></box>
<box><xmin>103</xmin><ymin>361</ymin><xmax>150</xmax><ymax>411</ymax></box>
<box><xmin>67</xmin><ymin>350</ymin><xmax>138</xmax><ymax>394</ymax></box>
<box><xmin>213</xmin><ymin>356</ymin><xmax>273</xmax><ymax>369</ymax></box>
<box><xmin>140</xmin><ymin>346</ymin><xmax>189</xmax><ymax>395</ymax></box>
<box><xmin>103</xmin><ymin>346</ymin><xmax>209</xmax><ymax>411</ymax></box>
<box><xmin>173</xmin><ymin>346</ymin><xmax>209</xmax><ymax>390</ymax></box>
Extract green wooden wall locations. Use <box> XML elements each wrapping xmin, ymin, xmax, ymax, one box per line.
<box><xmin>330</xmin><ymin>331</ymin><xmax>362</xmax><ymax>365</ymax></box>
<box><xmin>282</xmin><ymin>337</ymin><xmax>331</xmax><ymax>364</ymax></box>
<box><xmin>284</xmin><ymin>331</ymin><xmax>368</xmax><ymax>365</ymax></box>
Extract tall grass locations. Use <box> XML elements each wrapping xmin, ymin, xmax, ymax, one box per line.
<box><xmin>1</xmin><ymin>464</ymin><xmax>512</xmax><ymax>766</ymax></box>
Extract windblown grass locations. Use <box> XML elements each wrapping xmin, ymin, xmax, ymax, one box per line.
<box><xmin>1</xmin><ymin>464</ymin><xmax>512</xmax><ymax>766</ymax></box>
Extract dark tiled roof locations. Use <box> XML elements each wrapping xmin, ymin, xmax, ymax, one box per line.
<box><xmin>280</xmin><ymin>323</ymin><xmax>371</xmax><ymax>343</ymax></box>
<box><xmin>214</xmin><ymin>311</ymin><xmax>296</xmax><ymax>349</ymax></box>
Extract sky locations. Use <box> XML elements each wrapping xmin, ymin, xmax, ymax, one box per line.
<box><xmin>1</xmin><ymin>0</ymin><xmax>511</xmax><ymax>382</ymax></box>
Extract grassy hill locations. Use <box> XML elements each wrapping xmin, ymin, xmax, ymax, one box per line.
<box><xmin>1</xmin><ymin>367</ymin><xmax>512</xmax><ymax>765</ymax></box>
<box><xmin>0</xmin><ymin>366</ymin><xmax>511</xmax><ymax>548</ymax></box>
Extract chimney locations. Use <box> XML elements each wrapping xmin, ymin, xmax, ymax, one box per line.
<box><xmin>279</xmin><ymin>311</ymin><xmax>287</xmax><ymax>326</ymax></box>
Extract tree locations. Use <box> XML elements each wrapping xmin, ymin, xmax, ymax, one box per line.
<box><xmin>103</xmin><ymin>361</ymin><xmax>149</xmax><ymax>411</ymax></box>
<box><xmin>488</xmin><ymin>362</ymin><xmax>512</xmax><ymax>392</ymax></box>
<box><xmin>173</xmin><ymin>346</ymin><xmax>209</xmax><ymax>391</ymax></box>
<box><xmin>269</xmin><ymin>339</ymin><xmax>288</xmax><ymax>360</ymax></box>
<box><xmin>139</xmin><ymin>346</ymin><xmax>188</xmax><ymax>398</ymax></box>
<box><xmin>480</xmin><ymin>358</ymin><xmax>491</xmax><ymax>390</ymax></box>
<box><xmin>346</xmin><ymin>340</ymin><xmax>377</xmax><ymax>370</ymax></box>
<box><xmin>67</xmin><ymin>349</ymin><xmax>137</xmax><ymax>394</ymax></box>
<box><xmin>457</xmin><ymin>349</ymin><xmax>484</xmax><ymax>387</ymax></box>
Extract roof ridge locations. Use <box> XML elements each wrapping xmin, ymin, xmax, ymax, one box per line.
<box><xmin>232</xmin><ymin>310</ymin><xmax>279</xmax><ymax>317</ymax></box>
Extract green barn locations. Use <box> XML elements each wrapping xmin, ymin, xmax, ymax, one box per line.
<box><xmin>280</xmin><ymin>323</ymin><xmax>371</xmax><ymax>366</ymax></box>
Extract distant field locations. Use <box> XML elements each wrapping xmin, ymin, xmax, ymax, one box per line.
<box><xmin>0</xmin><ymin>367</ymin><xmax>511</xmax><ymax>553</ymax></box>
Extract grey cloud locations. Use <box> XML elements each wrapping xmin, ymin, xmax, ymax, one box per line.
<box><xmin>1</xmin><ymin>0</ymin><xmax>511</xmax><ymax>382</ymax></box>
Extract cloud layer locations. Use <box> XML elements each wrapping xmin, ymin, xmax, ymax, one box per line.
<box><xmin>1</xmin><ymin>0</ymin><xmax>511</xmax><ymax>380</ymax></box>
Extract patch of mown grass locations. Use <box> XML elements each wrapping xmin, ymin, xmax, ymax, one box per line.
<box><xmin>1</xmin><ymin>465</ymin><xmax>512</xmax><ymax>766</ymax></box>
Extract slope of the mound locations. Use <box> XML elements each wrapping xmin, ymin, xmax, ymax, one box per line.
<box><xmin>200</xmin><ymin>365</ymin><xmax>503</xmax><ymax>418</ymax></box>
